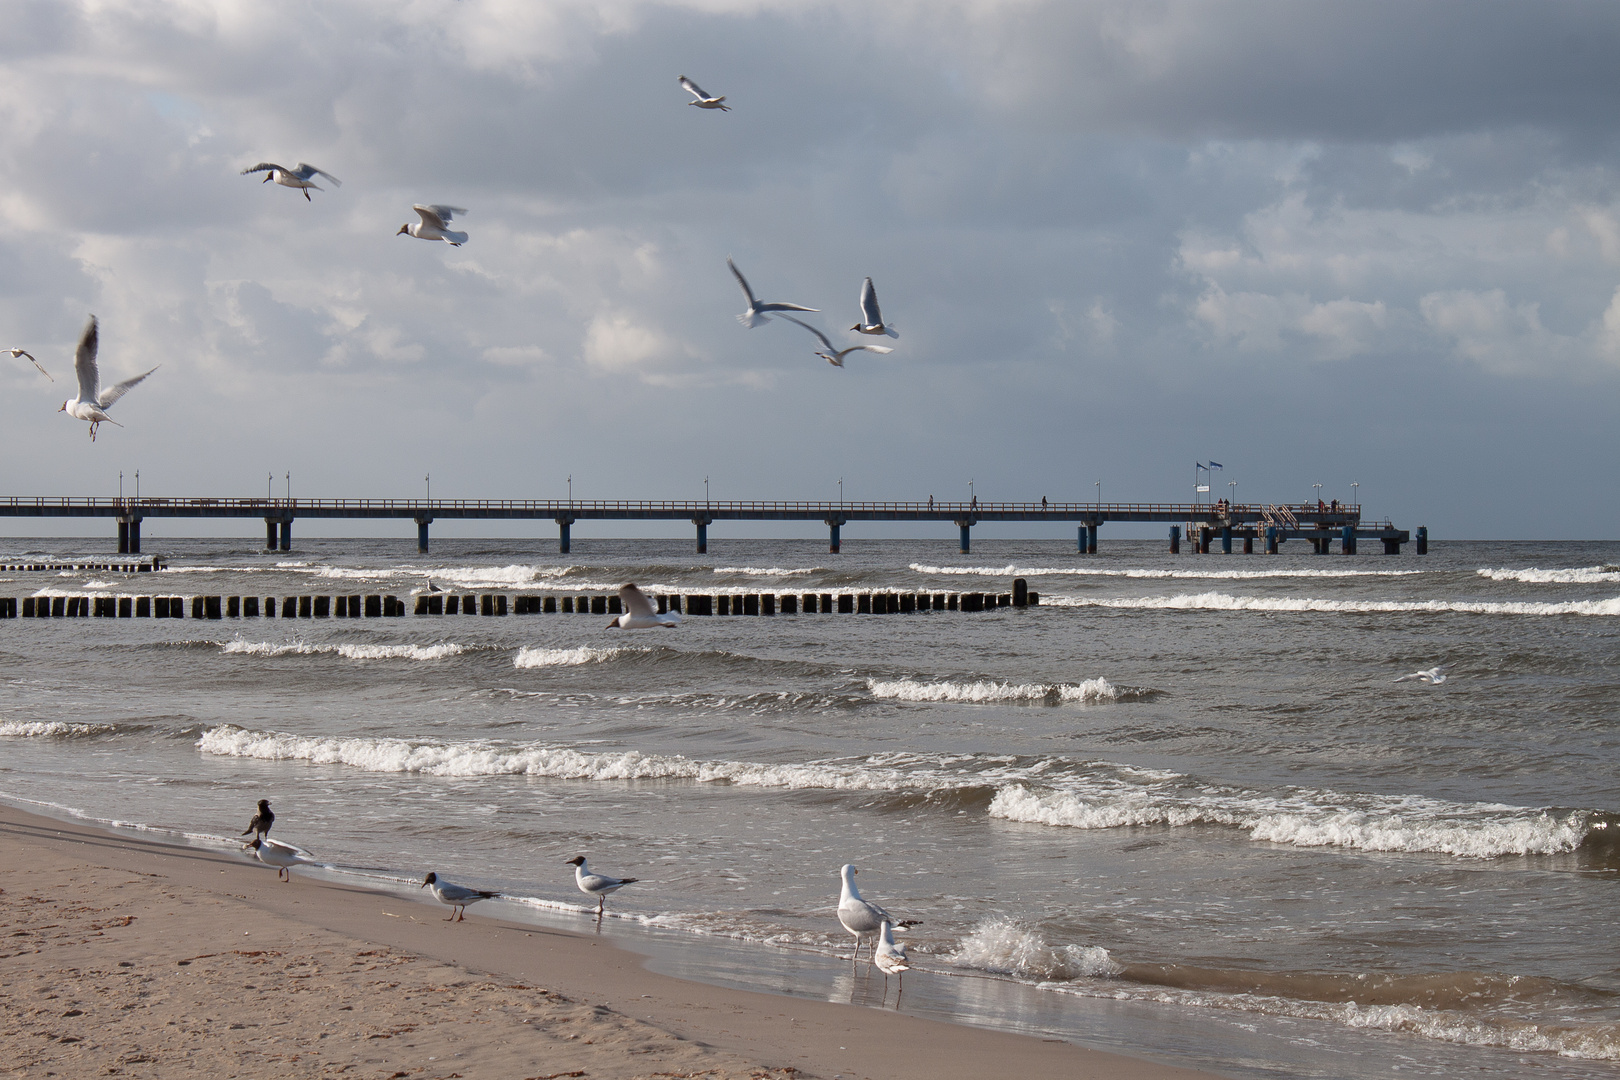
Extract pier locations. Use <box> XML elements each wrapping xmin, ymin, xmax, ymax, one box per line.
<box><xmin>0</xmin><ymin>497</ymin><xmax>1418</xmax><ymax>555</ymax></box>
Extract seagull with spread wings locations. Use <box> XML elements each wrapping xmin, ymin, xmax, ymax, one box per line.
<box><xmin>239</xmin><ymin>162</ymin><xmax>342</xmax><ymax>201</ymax></box>
<box><xmin>851</xmin><ymin>277</ymin><xmax>899</xmax><ymax>338</ymax></box>
<box><xmin>8</xmin><ymin>348</ymin><xmax>51</xmax><ymax>380</ymax></box>
<box><xmin>607</xmin><ymin>583</ymin><xmax>681</xmax><ymax>628</ymax></box>
<box><xmin>678</xmin><ymin>75</ymin><xmax>730</xmax><ymax>110</ymax></box>
<box><xmin>777</xmin><ymin>315</ymin><xmax>893</xmax><ymax>368</ymax></box>
<box><xmin>728</xmin><ymin>258</ymin><xmax>817</xmax><ymax>328</ymax></box>
<box><xmin>58</xmin><ymin>317</ymin><xmax>158</xmax><ymax>442</ymax></box>
<box><xmin>398</xmin><ymin>205</ymin><xmax>469</xmax><ymax>245</ymax></box>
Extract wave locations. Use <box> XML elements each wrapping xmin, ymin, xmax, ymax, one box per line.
<box><xmin>952</xmin><ymin>918</ymin><xmax>1122</xmax><ymax>979</ymax></box>
<box><xmin>1477</xmin><ymin>565</ymin><xmax>1620</xmax><ymax>584</ymax></box>
<box><xmin>0</xmin><ymin>720</ymin><xmax>123</xmax><ymax>738</ymax></box>
<box><xmin>220</xmin><ymin>640</ymin><xmax>469</xmax><ymax>661</ymax></box>
<box><xmin>713</xmin><ymin>566</ymin><xmax>819</xmax><ymax>576</ymax></box>
<box><xmin>1041</xmin><ymin>591</ymin><xmax>1620</xmax><ymax>617</ymax></box>
<box><xmin>910</xmin><ymin>563</ymin><xmax>1424</xmax><ymax>580</ymax></box>
<box><xmin>867</xmin><ymin>677</ymin><xmax>1150</xmax><ymax>704</ymax></box>
<box><xmin>514</xmin><ymin>646</ymin><xmax>630</xmax><ymax>668</ymax></box>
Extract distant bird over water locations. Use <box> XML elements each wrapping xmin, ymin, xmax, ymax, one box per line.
<box><xmin>728</xmin><ymin>258</ymin><xmax>818</xmax><ymax>328</ymax></box>
<box><xmin>8</xmin><ymin>347</ymin><xmax>51</xmax><ymax>380</ymax></box>
<box><xmin>1396</xmin><ymin>665</ymin><xmax>1448</xmax><ymax>684</ymax></box>
<box><xmin>777</xmin><ymin>315</ymin><xmax>894</xmax><ymax>368</ymax></box>
<box><xmin>567</xmin><ymin>855</ymin><xmax>638</xmax><ymax>917</ymax></box>
<box><xmin>421</xmin><ymin>872</ymin><xmax>498</xmax><ymax>921</ymax></box>
<box><xmin>59</xmin><ymin>316</ymin><xmax>158</xmax><ymax>442</ymax></box>
<box><xmin>607</xmin><ymin>583</ymin><xmax>680</xmax><ymax>628</ymax></box>
<box><xmin>398</xmin><ymin>204</ymin><xmax>469</xmax><ymax>246</ymax></box>
<box><xmin>240</xmin><ymin>799</ymin><xmax>275</xmax><ymax>840</ymax></box>
<box><xmin>240</xmin><ymin>162</ymin><xmax>342</xmax><ymax>201</ymax></box>
<box><xmin>851</xmin><ymin>277</ymin><xmax>899</xmax><ymax>338</ymax></box>
<box><xmin>678</xmin><ymin>75</ymin><xmax>730</xmax><ymax>110</ymax></box>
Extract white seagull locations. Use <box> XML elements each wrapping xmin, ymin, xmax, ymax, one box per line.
<box><xmin>246</xmin><ymin>837</ymin><xmax>309</xmax><ymax>882</ymax></box>
<box><xmin>59</xmin><ymin>316</ymin><xmax>158</xmax><ymax>442</ymax></box>
<box><xmin>678</xmin><ymin>75</ymin><xmax>730</xmax><ymax>111</ymax></box>
<box><xmin>1396</xmin><ymin>665</ymin><xmax>1448</xmax><ymax>684</ymax></box>
<box><xmin>850</xmin><ymin>277</ymin><xmax>899</xmax><ymax>338</ymax></box>
<box><xmin>728</xmin><ymin>258</ymin><xmax>818</xmax><ymax>328</ymax></box>
<box><xmin>566</xmin><ymin>855</ymin><xmax>638</xmax><ymax>917</ymax></box>
<box><xmin>607</xmin><ymin>583</ymin><xmax>681</xmax><ymax>629</ymax></box>
<box><xmin>240</xmin><ymin>162</ymin><xmax>342</xmax><ymax>202</ymax></box>
<box><xmin>873</xmin><ymin>919</ymin><xmax>911</xmax><ymax>998</ymax></box>
<box><xmin>398</xmin><ymin>205</ymin><xmax>469</xmax><ymax>246</ymax></box>
<box><xmin>837</xmin><ymin>864</ymin><xmax>917</xmax><ymax>971</ymax></box>
<box><xmin>8</xmin><ymin>348</ymin><xmax>51</xmax><ymax>381</ymax></box>
<box><xmin>420</xmin><ymin>871</ymin><xmax>499</xmax><ymax>921</ymax></box>
<box><xmin>777</xmin><ymin>315</ymin><xmax>894</xmax><ymax>368</ymax></box>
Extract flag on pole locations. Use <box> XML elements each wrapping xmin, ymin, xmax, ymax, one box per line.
<box><xmin>1208</xmin><ymin>461</ymin><xmax>1223</xmax><ymax>469</ymax></box>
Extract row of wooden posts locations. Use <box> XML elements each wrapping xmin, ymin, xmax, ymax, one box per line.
<box><xmin>0</xmin><ymin>582</ymin><xmax>1039</xmax><ymax>620</ymax></box>
<box><xmin>1</xmin><ymin>561</ymin><xmax>163</xmax><ymax>573</ymax></box>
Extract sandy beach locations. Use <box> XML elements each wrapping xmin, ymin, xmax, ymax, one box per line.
<box><xmin>0</xmin><ymin>802</ymin><xmax>1221</xmax><ymax>1080</ymax></box>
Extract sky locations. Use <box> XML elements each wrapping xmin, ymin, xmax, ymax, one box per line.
<box><xmin>3</xmin><ymin>0</ymin><xmax>1620</xmax><ymax>544</ymax></box>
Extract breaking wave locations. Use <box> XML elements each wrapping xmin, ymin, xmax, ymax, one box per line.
<box><xmin>514</xmin><ymin>646</ymin><xmax>630</xmax><ymax>668</ymax></box>
<box><xmin>867</xmin><ymin>677</ymin><xmax>1148</xmax><ymax>704</ymax></box>
<box><xmin>910</xmin><ymin>563</ymin><xmax>1423</xmax><ymax>580</ymax></box>
<box><xmin>221</xmin><ymin>640</ymin><xmax>469</xmax><ymax>661</ymax></box>
<box><xmin>1040</xmin><ymin>591</ymin><xmax>1620</xmax><ymax>617</ymax></box>
<box><xmin>1477</xmin><ymin>565</ymin><xmax>1620</xmax><ymax>584</ymax></box>
<box><xmin>713</xmin><ymin>566</ymin><xmax>819</xmax><ymax>576</ymax></box>
<box><xmin>0</xmin><ymin>720</ymin><xmax>122</xmax><ymax>738</ymax></box>
<box><xmin>952</xmin><ymin>918</ymin><xmax>1122</xmax><ymax>980</ymax></box>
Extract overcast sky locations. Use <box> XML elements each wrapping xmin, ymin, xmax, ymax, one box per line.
<box><xmin>4</xmin><ymin>0</ymin><xmax>1620</xmax><ymax>544</ymax></box>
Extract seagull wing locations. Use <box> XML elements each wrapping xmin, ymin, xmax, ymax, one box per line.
<box><xmin>294</xmin><ymin>163</ymin><xmax>342</xmax><ymax>187</ymax></box>
<box><xmin>776</xmin><ymin>314</ymin><xmax>834</xmax><ymax>353</ymax></box>
<box><xmin>850</xmin><ymin>345</ymin><xmax>894</xmax><ymax>356</ymax></box>
<box><xmin>10</xmin><ymin>349</ymin><xmax>51</xmax><ymax>380</ymax></box>
<box><xmin>413</xmin><ymin>205</ymin><xmax>447</xmax><ymax>229</ymax></box>
<box><xmin>859</xmin><ymin>277</ymin><xmax>882</xmax><ymax>325</ymax></box>
<box><xmin>727</xmin><ymin>258</ymin><xmax>760</xmax><ymax>307</ymax></box>
<box><xmin>756</xmin><ymin>301</ymin><xmax>819</xmax><ymax>313</ymax></box>
<box><xmin>678</xmin><ymin>75</ymin><xmax>710</xmax><ymax>100</ymax></box>
<box><xmin>97</xmin><ymin>366</ymin><xmax>158</xmax><ymax>410</ymax></box>
<box><xmin>240</xmin><ymin>162</ymin><xmax>288</xmax><ymax>176</ymax></box>
<box><xmin>620</xmin><ymin>583</ymin><xmax>658</xmax><ymax>619</ymax></box>
<box><xmin>73</xmin><ymin>316</ymin><xmax>100</xmax><ymax>403</ymax></box>
<box><xmin>425</xmin><ymin>204</ymin><xmax>466</xmax><ymax>224</ymax></box>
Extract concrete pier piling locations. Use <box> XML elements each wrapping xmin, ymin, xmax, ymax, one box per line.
<box><xmin>958</xmin><ymin>520</ymin><xmax>972</xmax><ymax>554</ymax></box>
<box><xmin>1169</xmin><ymin>525</ymin><xmax>1181</xmax><ymax>554</ymax></box>
<box><xmin>827</xmin><ymin>519</ymin><xmax>842</xmax><ymax>554</ymax></box>
<box><xmin>416</xmin><ymin>516</ymin><xmax>431</xmax><ymax>554</ymax></box>
<box><xmin>556</xmin><ymin>517</ymin><xmax>574</xmax><ymax>555</ymax></box>
<box><xmin>694</xmin><ymin>517</ymin><xmax>710</xmax><ymax>555</ymax></box>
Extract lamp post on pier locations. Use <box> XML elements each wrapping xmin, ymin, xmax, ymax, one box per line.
<box><xmin>1351</xmin><ymin>481</ymin><xmax>1359</xmax><ymax>511</ymax></box>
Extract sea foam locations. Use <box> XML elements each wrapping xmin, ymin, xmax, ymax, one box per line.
<box><xmin>868</xmin><ymin>677</ymin><xmax>1139</xmax><ymax>704</ymax></box>
<box><xmin>1477</xmin><ymin>565</ymin><xmax>1620</xmax><ymax>584</ymax></box>
<box><xmin>1040</xmin><ymin>591</ymin><xmax>1620</xmax><ymax>617</ymax></box>
<box><xmin>952</xmin><ymin>917</ymin><xmax>1122</xmax><ymax>980</ymax></box>
<box><xmin>910</xmin><ymin>563</ymin><xmax>1423</xmax><ymax>580</ymax></box>
<box><xmin>221</xmin><ymin>640</ymin><xmax>467</xmax><ymax>661</ymax></box>
<box><xmin>514</xmin><ymin>646</ymin><xmax>630</xmax><ymax>667</ymax></box>
<box><xmin>0</xmin><ymin>720</ymin><xmax>120</xmax><ymax>738</ymax></box>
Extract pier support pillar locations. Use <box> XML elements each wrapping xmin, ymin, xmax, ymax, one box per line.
<box><xmin>1266</xmin><ymin>526</ymin><xmax>1278</xmax><ymax>555</ymax></box>
<box><xmin>265</xmin><ymin>518</ymin><xmax>278</xmax><ymax>551</ymax></box>
<box><xmin>1342</xmin><ymin>525</ymin><xmax>1355</xmax><ymax>555</ymax></box>
<box><xmin>1086</xmin><ymin>523</ymin><xmax>1098</xmax><ymax>555</ymax></box>
<box><xmin>1199</xmin><ymin>527</ymin><xmax>1211</xmax><ymax>554</ymax></box>
<box><xmin>278</xmin><ymin>520</ymin><xmax>292</xmax><ymax>552</ymax></box>
<box><xmin>1416</xmin><ymin>526</ymin><xmax>1428</xmax><ymax>555</ymax></box>
<box><xmin>555</xmin><ymin>517</ymin><xmax>575</xmax><ymax>555</ymax></box>
<box><xmin>1221</xmin><ymin>527</ymin><xmax>1232</xmax><ymax>555</ymax></box>
<box><xmin>957</xmin><ymin>519</ymin><xmax>972</xmax><ymax>554</ymax></box>
<box><xmin>693</xmin><ymin>517</ymin><xmax>711</xmax><ymax>555</ymax></box>
<box><xmin>1243</xmin><ymin>535</ymin><xmax>1253</xmax><ymax>555</ymax></box>
<box><xmin>118</xmin><ymin>521</ymin><xmax>129</xmax><ymax>554</ymax></box>
<box><xmin>416</xmin><ymin>516</ymin><xmax>432</xmax><ymax>554</ymax></box>
<box><xmin>128</xmin><ymin>518</ymin><xmax>140</xmax><ymax>555</ymax></box>
<box><xmin>826</xmin><ymin>519</ymin><xmax>844</xmax><ymax>554</ymax></box>
<box><xmin>1169</xmin><ymin>525</ymin><xmax>1181</xmax><ymax>554</ymax></box>
<box><xmin>1078</xmin><ymin>527</ymin><xmax>1086</xmax><ymax>553</ymax></box>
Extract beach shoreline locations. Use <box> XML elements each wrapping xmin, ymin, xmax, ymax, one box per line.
<box><xmin>0</xmin><ymin>800</ymin><xmax>1223</xmax><ymax>1079</ymax></box>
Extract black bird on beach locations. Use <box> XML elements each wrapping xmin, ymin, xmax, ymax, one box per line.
<box><xmin>241</xmin><ymin>799</ymin><xmax>274</xmax><ymax>840</ymax></box>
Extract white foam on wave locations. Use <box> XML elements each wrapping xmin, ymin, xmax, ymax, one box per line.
<box><xmin>514</xmin><ymin>646</ymin><xmax>631</xmax><ymax>668</ymax></box>
<box><xmin>910</xmin><ymin>562</ymin><xmax>1423</xmax><ymax>580</ymax></box>
<box><xmin>1477</xmin><ymin>565</ymin><xmax>1620</xmax><ymax>584</ymax></box>
<box><xmin>868</xmin><ymin>677</ymin><xmax>1133</xmax><ymax>704</ymax></box>
<box><xmin>431</xmin><ymin>564</ymin><xmax>557</xmax><ymax>587</ymax></box>
<box><xmin>988</xmin><ymin>784</ymin><xmax>1594</xmax><ymax>858</ymax></box>
<box><xmin>952</xmin><ymin>917</ymin><xmax>1121</xmax><ymax>980</ymax></box>
<box><xmin>220</xmin><ymin>640</ymin><xmax>467</xmax><ymax>661</ymax></box>
<box><xmin>0</xmin><ymin>720</ymin><xmax>119</xmax><ymax>738</ymax></box>
<box><xmin>83</xmin><ymin>579</ymin><xmax>115</xmax><ymax>589</ymax></box>
<box><xmin>713</xmin><ymin>566</ymin><xmax>819</xmax><ymax>576</ymax></box>
<box><xmin>315</xmin><ymin>566</ymin><xmax>397</xmax><ymax>581</ymax></box>
<box><xmin>1041</xmin><ymin>591</ymin><xmax>1620</xmax><ymax>617</ymax></box>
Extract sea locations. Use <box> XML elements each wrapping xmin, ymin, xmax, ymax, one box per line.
<box><xmin>1</xmin><ymin>535</ymin><xmax>1616</xmax><ymax>1079</ymax></box>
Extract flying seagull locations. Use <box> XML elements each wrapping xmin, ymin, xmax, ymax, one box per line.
<box><xmin>851</xmin><ymin>277</ymin><xmax>899</xmax><ymax>338</ymax></box>
<box><xmin>398</xmin><ymin>205</ymin><xmax>469</xmax><ymax>245</ymax></box>
<box><xmin>777</xmin><ymin>315</ymin><xmax>894</xmax><ymax>368</ymax></box>
<box><xmin>566</xmin><ymin>855</ymin><xmax>638</xmax><ymax>918</ymax></box>
<box><xmin>678</xmin><ymin>75</ymin><xmax>730</xmax><ymax>111</ymax></box>
<box><xmin>1396</xmin><ymin>665</ymin><xmax>1448</xmax><ymax>684</ymax></box>
<box><xmin>59</xmin><ymin>316</ymin><xmax>158</xmax><ymax>442</ymax></box>
<box><xmin>240</xmin><ymin>162</ymin><xmax>342</xmax><ymax>201</ymax></box>
<box><xmin>728</xmin><ymin>258</ymin><xmax>817</xmax><ymax>328</ymax></box>
<box><xmin>607</xmin><ymin>583</ymin><xmax>681</xmax><ymax>629</ymax></box>
<box><xmin>420</xmin><ymin>872</ymin><xmax>498</xmax><ymax>921</ymax></box>
<box><xmin>8</xmin><ymin>348</ymin><xmax>51</xmax><ymax>380</ymax></box>
<box><xmin>240</xmin><ymin>799</ymin><xmax>275</xmax><ymax>840</ymax></box>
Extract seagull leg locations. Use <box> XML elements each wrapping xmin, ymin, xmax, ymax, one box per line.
<box><xmin>304</xmin><ymin>189</ymin><xmax>311</xmax><ymax>202</ymax></box>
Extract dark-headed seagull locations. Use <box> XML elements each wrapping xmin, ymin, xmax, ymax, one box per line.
<box><xmin>728</xmin><ymin>258</ymin><xmax>817</xmax><ymax>328</ymax></box>
<box><xmin>420</xmin><ymin>872</ymin><xmax>498</xmax><ymax>921</ymax></box>
<box><xmin>678</xmin><ymin>75</ymin><xmax>730</xmax><ymax>111</ymax></box>
<box><xmin>851</xmin><ymin>277</ymin><xmax>899</xmax><ymax>338</ymax></box>
<box><xmin>607</xmin><ymin>583</ymin><xmax>680</xmax><ymax>628</ymax></box>
<box><xmin>777</xmin><ymin>315</ymin><xmax>894</xmax><ymax>368</ymax></box>
<box><xmin>59</xmin><ymin>316</ymin><xmax>158</xmax><ymax>442</ymax></box>
<box><xmin>398</xmin><ymin>205</ymin><xmax>469</xmax><ymax>246</ymax></box>
<box><xmin>8</xmin><ymin>347</ymin><xmax>51</xmax><ymax>381</ymax></box>
<box><xmin>240</xmin><ymin>162</ymin><xmax>342</xmax><ymax>202</ymax></box>
<box><xmin>566</xmin><ymin>855</ymin><xmax>638</xmax><ymax>918</ymax></box>
<box><xmin>246</xmin><ymin>837</ymin><xmax>308</xmax><ymax>882</ymax></box>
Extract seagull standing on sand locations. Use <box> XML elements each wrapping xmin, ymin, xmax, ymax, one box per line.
<box><xmin>420</xmin><ymin>872</ymin><xmax>498</xmax><ymax>921</ymax></box>
<box><xmin>850</xmin><ymin>277</ymin><xmax>899</xmax><ymax>338</ymax></box>
<box><xmin>873</xmin><ymin>919</ymin><xmax>911</xmax><ymax>999</ymax></box>
<box><xmin>240</xmin><ymin>799</ymin><xmax>275</xmax><ymax>840</ymax></box>
<box><xmin>1396</xmin><ymin>665</ymin><xmax>1448</xmax><ymax>684</ymax></box>
<box><xmin>837</xmin><ymin>864</ymin><xmax>917</xmax><ymax>971</ymax></box>
<box><xmin>59</xmin><ymin>317</ymin><xmax>158</xmax><ymax>442</ymax></box>
<box><xmin>607</xmin><ymin>583</ymin><xmax>681</xmax><ymax>629</ymax></box>
<box><xmin>239</xmin><ymin>162</ymin><xmax>342</xmax><ymax>201</ymax></box>
<box><xmin>567</xmin><ymin>856</ymin><xmax>638</xmax><ymax>917</ymax></box>
<box><xmin>777</xmin><ymin>315</ymin><xmax>894</xmax><ymax>368</ymax></box>
<box><xmin>246</xmin><ymin>837</ymin><xmax>307</xmax><ymax>882</ymax></box>
<box><xmin>678</xmin><ymin>75</ymin><xmax>730</xmax><ymax>111</ymax></box>
<box><xmin>398</xmin><ymin>205</ymin><xmax>469</xmax><ymax>246</ymax></box>
<box><xmin>8</xmin><ymin>348</ymin><xmax>51</xmax><ymax>380</ymax></box>
<box><xmin>728</xmin><ymin>258</ymin><xmax>818</xmax><ymax>328</ymax></box>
